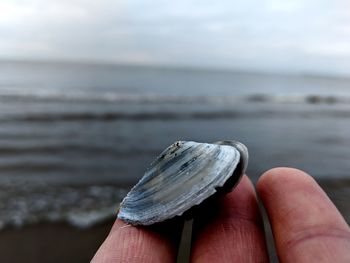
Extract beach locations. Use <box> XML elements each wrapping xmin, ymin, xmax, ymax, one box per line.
<box><xmin>0</xmin><ymin>177</ymin><xmax>349</xmax><ymax>263</ymax></box>
<box><xmin>0</xmin><ymin>61</ymin><xmax>350</xmax><ymax>262</ymax></box>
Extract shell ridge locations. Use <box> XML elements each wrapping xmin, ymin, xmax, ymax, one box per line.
<box><xmin>122</xmin><ymin>143</ymin><xmax>203</xmax><ymax>204</ymax></box>
<box><xmin>128</xmin><ymin>147</ymin><xmax>239</xmax><ymax>222</ymax></box>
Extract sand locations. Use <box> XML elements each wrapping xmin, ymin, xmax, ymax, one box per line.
<box><xmin>0</xmin><ymin>219</ymin><xmax>114</xmax><ymax>263</ymax></box>
<box><xmin>0</xmin><ymin>178</ymin><xmax>349</xmax><ymax>263</ymax></box>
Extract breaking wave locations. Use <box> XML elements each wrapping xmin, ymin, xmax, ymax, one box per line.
<box><xmin>2</xmin><ymin>109</ymin><xmax>350</xmax><ymax>123</ymax></box>
<box><xmin>1</xmin><ymin>92</ymin><xmax>350</xmax><ymax>105</ymax></box>
<box><xmin>0</xmin><ymin>181</ymin><xmax>128</xmax><ymax>229</ymax></box>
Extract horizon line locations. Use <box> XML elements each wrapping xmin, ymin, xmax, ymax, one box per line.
<box><xmin>0</xmin><ymin>57</ymin><xmax>349</xmax><ymax>79</ymax></box>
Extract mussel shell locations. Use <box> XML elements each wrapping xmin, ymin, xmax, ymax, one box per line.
<box><xmin>118</xmin><ymin>140</ymin><xmax>248</xmax><ymax>225</ymax></box>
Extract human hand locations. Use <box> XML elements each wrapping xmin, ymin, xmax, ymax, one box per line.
<box><xmin>92</xmin><ymin>168</ymin><xmax>350</xmax><ymax>262</ymax></box>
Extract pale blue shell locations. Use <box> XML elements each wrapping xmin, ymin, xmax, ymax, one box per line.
<box><xmin>118</xmin><ymin>140</ymin><xmax>248</xmax><ymax>225</ymax></box>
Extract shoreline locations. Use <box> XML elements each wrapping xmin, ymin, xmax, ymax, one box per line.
<box><xmin>0</xmin><ymin>177</ymin><xmax>349</xmax><ymax>263</ymax></box>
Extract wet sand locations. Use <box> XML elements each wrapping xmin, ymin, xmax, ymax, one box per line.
<box><xmin>0</xmin><ymin>219</ymin><xmax>114</xmax><ymax>263</ymax></box>
<box><xmin>0</xmin><ymin>178</ymin><xmax>349</xmax><ymax>263</ymax></box>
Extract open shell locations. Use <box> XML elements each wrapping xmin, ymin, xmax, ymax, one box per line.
<box><xmin>118</xmin><ymin>140</ymin><xmax>248</xmax><ymax>225</ymax></box>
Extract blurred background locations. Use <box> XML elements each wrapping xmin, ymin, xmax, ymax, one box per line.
<box><xmin>0</xmin><ymin>0</ymin><xmax>349</xmax><ymax>262</ymax></box>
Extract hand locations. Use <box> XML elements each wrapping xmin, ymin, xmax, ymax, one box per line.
<box><xmin>92</xmin><ymin>168</ymin><xmax>350</xmax><ymax>262</ymax></box>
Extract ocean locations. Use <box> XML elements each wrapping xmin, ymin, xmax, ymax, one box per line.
<box><xmin>0</xmin><ymin>60</ymin><xmax>350</xmax><ymax>228</ymax></box>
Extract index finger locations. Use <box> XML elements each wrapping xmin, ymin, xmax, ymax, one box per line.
<box><xmin>257</xmin><ymin>168</ymin><xmax>350</xmax><ymax>263</ymax></box>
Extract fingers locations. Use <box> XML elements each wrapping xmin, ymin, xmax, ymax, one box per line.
<box><xmin>91</xmin><ymin>218</ymin><xmax>183</xmax><ymax>263</ymax></box>
<box><xmin>257</xmin><ymin>167</ymin><xmax>350</xmax><ymax>263</ymax></box>
<box><xmin>191</xmin><ymin>175</ymin><xmax>269</xmax><ymax>263</ymax></box>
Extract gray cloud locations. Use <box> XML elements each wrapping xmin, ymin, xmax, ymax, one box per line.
<box><xmin>0</xmin><ymin>0</ymin><xmax>350</xmax><ymax>75</ymax></box>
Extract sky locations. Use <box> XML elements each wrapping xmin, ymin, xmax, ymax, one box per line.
<box><xmin>0</xmin><ymin>0</ymin><xmax>350</xmax><ymax>75</ymax></box>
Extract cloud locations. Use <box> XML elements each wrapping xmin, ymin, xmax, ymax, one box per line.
<box><xmin>0</xmin><ymin>0</ymin><xmax>350</xmax><ymax>74</ymax></box>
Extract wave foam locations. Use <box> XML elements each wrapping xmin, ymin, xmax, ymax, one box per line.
<box><xmin>0</xmin><ymin>182</ymin><xmax>127</xmax><ymax>229</ymax></box>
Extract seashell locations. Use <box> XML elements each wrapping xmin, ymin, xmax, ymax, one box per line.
<box><xmin>118</xmin><ymin>140</ymin><xmax>248</xmax><ymax>225</ymax></box>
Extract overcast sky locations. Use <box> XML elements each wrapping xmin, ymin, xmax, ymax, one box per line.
<box><xmin>0</xmin><ymin>0</ymin><xmax>350</xmax><ymax>75</ymax></box>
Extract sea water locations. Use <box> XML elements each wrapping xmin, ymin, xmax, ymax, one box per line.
<box><xmin>0</xmin><ymin>60</ymin><xmax>349</xmax><ymax>228</ymax></box>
